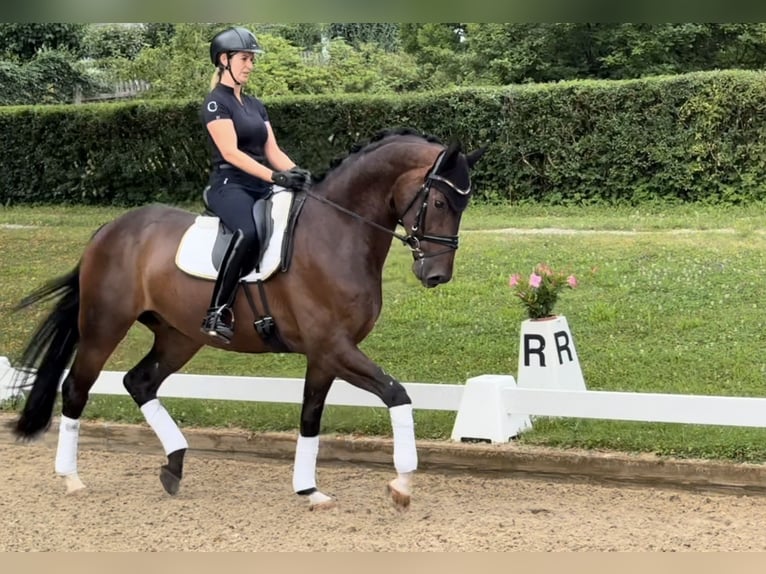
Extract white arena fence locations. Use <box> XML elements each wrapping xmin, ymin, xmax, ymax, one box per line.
<box><xmin>4</xmin><ymin>344</ymin><xmax>766</xmax><ymax>444</ymax></box>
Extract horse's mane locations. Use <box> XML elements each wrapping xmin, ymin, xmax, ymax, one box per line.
<box><xmin>314</xmin><ymin>127</ymin><xmax>443</xmax><ymax>183</ymax></box>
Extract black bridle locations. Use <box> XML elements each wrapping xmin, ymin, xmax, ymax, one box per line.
<box><xmin>304</xmin><ymin>150</ymin><xmax>471</xmax><ymax>261</ymax></box>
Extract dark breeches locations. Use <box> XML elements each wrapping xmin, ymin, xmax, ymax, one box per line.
<box><xmin>205</xmin><ymin>178</ymin><xmax>267</xmax><ymax>252</ymax></box>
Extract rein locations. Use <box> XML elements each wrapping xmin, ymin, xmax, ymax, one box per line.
<box><xmin>304</xmin><ymin>150</ymin><xmax>464</xmax><ymax>260</ymax></box>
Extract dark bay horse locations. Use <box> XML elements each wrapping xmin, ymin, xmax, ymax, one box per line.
<box><xmin>10</xmin><ymin>128</ymin><xmax>485</xmax><ymax>511</ymax></box>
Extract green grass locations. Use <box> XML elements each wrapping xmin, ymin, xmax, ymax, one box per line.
<box><xmin>4</xmin><ymin>202</ymin><xmax>766</xmax><ymax>462</ymax></box>
<box><xmin>462</xmin><ymin>200</ymin><xmax>766</xmax><ymax>232</ymax></box>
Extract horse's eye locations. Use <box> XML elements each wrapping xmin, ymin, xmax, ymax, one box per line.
<box><xmin>434</xmin><ymin>199</ymin><xmax>445</xmax><ymax>209</ymax></box>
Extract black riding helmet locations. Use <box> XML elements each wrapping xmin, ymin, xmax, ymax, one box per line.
<box><xmin>209</xmin><ymin>26</ymin><xmax>264</xmax><ymax>67</ymax></box>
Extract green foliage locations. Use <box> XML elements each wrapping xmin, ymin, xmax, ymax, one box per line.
<box><xmin>10</xmin><ymin>23</ymin><xmax>766</xmax><ymax>109</ymax></box>
<box><xmin>319</xmin><ymin>40</ymin><xmax>421</xmax><ymax>94</ymax></box>
<box><xmin>0</xmin><ymin>62</ymin><xmax>16</xmax><ymax>103</ymax></box>
<box><xmin>0</xmin><ymin>99</ymin><xmax>207</xmax><ymax>205</ymax></box>
<box><xmin>0</xmin><ymin>23</ymin><xmax>86</xmax><ymax>61</ymax></box>
<box><xmin>462</xmin><ymin>23</ymin><xmax>766</xmax><ymax>85</ymax></box>
<box><xmin>81</xmin><ymin>23</ymin><xmax>147</xmax><ymax>60</ymax></box>
<box><xmin>124</xmin><ymin>23</ymin><xmax>216</xmax><ymax>101</ymax></box>
<box><xmin>119</xmin><ymin>24</ymin><xmax>425</xmax><ymax>99</ymax></box>
<box><xmin>327</xmin><ymin>23</ymin><xmax>401</xmax><ymax>52</ymax></box>
<box><xmin>142</xmin><ymin>23</ymin><xmax>176</xmax><ymax>48</ymax></box>
<box><xmin>400</xmin><ymin>23</ymin><xmax>464</xmax><ymax>56</ymax></box>
<box><xmin>0</xmin><ymin>49</ymin><xmax>99</xmax><ymax>105</ymax></box>
<box><xmin>5</xmin><ymin>70</ymin><xmax>766</xmax><ymax>207</ymax></box>
<box><xmin>400</xmin><ymin>23</ymin><xmax>466</xmax><ymax>87</ymax></box>
<box><xmin>463</xmin><ymin>23</ymin><xmax>551</xmax><ymax>85</ymax></box>
<box><xmin>257</xmin><ymin>23</ymin><xmax>323</xmax><ymax>50</ymax></box>
<box><xmin>247</xmin><ymin>35</ymin><xmax>423</xmax><ymax>96</ymax></box>
<box><xmin>490</xmin><ymin>70</ymin><xmax>766</xmax><ymax>205</ymax></box>
<box><xmin>508</xmin><ymin>263</ymin><xmax>577</xmax><ymax>320</ymax></box>
<box><xmin>248</xmin><ymin>34</ymin><xmax>324</xmax><ymax>96</ymax></box>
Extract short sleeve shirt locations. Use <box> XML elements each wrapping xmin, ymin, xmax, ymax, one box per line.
<box><xmin>200</xmin><ymin>84</ymin><xmax>271</xmax><ymax>188</ymax></box>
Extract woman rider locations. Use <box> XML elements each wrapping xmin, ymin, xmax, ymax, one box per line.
<box><xmin>199</xmin><ymin>26</ymin><xmax>311</xmax><ymax>343</ymax></box>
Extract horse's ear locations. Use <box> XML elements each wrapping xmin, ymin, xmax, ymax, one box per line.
<box><xmin>466</xmin><ymin>145</ymin><xmax>488</xmax><ymax>169</ymax></box>
<box><xmin>441</xmin><ymin>141</ymin><xmax>462</xmax><ymax>168</ymax></box>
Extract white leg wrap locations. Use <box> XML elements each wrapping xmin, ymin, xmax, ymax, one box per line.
<box><xmin>293</xmin><ymin>434</ymin><xmax>319</xmax><ymax>492</ymax></box>
<box><xmin>140</xmin><ymin>399</ymin><xmax>188</xmax><ymax>455</ymax></box>
<box><xmin>390</xmin><ymin>404</ymin><xmax>417</xmax><ymax>473</ymax></box>
<box><xmin>55</xmin><ymin>415</ymin><xmax>80</xmax><ymax>476</ymax></box>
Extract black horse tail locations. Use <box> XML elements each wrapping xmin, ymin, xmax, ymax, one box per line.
<box><xmin>11</xmin><ymin>265</ymin><xmax>81</xmax><ymax>438</ymax></box>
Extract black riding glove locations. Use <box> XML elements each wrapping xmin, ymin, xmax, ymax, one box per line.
<box><xmin>271</xmin><ymin>167</ymin><xmax>312</xmax><ymax>191</ymax></box>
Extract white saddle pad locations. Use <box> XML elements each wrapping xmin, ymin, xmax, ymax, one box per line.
<box><xmin>175</xmin><ymin>188</ymin><xmax>294</xmax><ymax>282</ymax></box>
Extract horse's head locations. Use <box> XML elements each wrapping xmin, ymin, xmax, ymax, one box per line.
<box><xmin>395</xmin><ymin>141</ymin><xmax>486</xmax><ymax>288</ymax></box>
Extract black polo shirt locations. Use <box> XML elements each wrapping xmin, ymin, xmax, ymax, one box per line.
<box><xmin>200</xmin><ymin>83</ymin><xmax>271</xmax><ymax>193</ymax></box>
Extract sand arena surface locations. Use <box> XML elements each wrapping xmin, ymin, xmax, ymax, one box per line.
<box><xmin>2</xmin><ymin>439</ymin><xmax>766</xmax><ymax>551</ymax></box>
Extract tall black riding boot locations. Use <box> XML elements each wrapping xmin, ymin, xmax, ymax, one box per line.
<box><xmin>200</xmin><ymin>230</ymin><xmax>250</xmax><ymax>343</ymax></box>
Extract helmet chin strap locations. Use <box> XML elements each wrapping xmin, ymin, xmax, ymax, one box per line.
<box><xmin>226</xmin><ymin>65</ymin><xmax>241</xmax><ymax>86</ymax></box>
<box><xmin>221</xmin><ymin>52</ymin><xmax>241</xmax><ymax>86</ymax></box>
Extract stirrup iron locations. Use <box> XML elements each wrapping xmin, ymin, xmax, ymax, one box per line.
<box><xmin>201</xmin><ymin>305</ymin><xmax>235</xmax><ymax>343</ymax></box>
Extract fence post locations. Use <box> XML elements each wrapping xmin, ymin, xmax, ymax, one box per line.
<box><xmin>0</xmin><ymin>356</ymin><xmax>17</xmax><ymax>401</ymax></box>
<box><xmin>450</xmin><ymin>374</ymin><xmax>532</xmax><ymax>443</ymax></box>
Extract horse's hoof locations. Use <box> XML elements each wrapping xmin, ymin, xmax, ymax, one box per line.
<box><xmin>309</xmin><ymin>499</ymin><xmax>337</xmax><ymax>512</ymax></box>
<box><xmin>306</xmin><ymin>490</ymin><xmax>335</xmax><ymax>511</ymax></box>
<box><xmin>159</xmin><ymin>465</ymin><xmax>181</xmax><ymax>495</ymax></box>
<box><xmin>63</xmin><ymin>474</ymin><xmax>86</xmax><ymax>494</ymax></box>
<box><xmin>386</xmin><ymin>480</ymin><xmax>411</xmax><ymax>512</ymax></box>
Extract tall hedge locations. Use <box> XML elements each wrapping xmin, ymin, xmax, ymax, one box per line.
<box><xmin>2</xmin><ymin>69</ymin><xmax>766</xmax><ymax>206</ymax></box>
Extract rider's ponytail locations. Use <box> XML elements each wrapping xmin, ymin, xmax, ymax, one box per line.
<box><xmin>209</xmin><ymin>67</ymin><xmax>223</xmax><ymax>92</ymax></box>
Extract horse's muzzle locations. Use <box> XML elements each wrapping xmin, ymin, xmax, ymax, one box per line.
<box><xmin>412</xmin><ymin>260</ymin><xmax>453</xmax><ymax>288</ymax></box>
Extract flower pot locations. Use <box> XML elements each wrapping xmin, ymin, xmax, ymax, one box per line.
<box><xmin>517</xmin><ymin>315</ymin><xmax>586</xmax><ymax>391</ymax></box>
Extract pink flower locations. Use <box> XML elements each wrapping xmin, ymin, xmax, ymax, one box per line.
<box><xmin>508</xmin><ymin>264</ymin><xmax>579</xmax><ymax>319</ymax></box>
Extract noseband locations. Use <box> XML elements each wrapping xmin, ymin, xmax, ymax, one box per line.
<box><xmin>305</xmin><ymin>149</ymin><xmax>469</xmax><ymax>261</ymax></box>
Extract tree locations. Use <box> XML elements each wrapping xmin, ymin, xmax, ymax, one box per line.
<box><xmin>14</xmin><ymin>22</ymin><xmax>766</xmax><ymax>106</ymax></box>
<box><xmin>125</xmin><ymin>23</ymin><xmax>217</xmax><ymax>100</ymax></box>
<box><xmin>463</xmin><ymin>23</ymin><xmax>556</xmax><ymax>84</ymax></box>
<box><xmin>327</xmin><ymin>23</ymin><xmax>401</xmax><ymax>52</ymax></box>
<box><xmin>143</xmin><ymin>23</ymin><xmax>176</xmax><ymax>48</ymax></box>
<box><xmin>701</xmin><ymin>24</ymin><xmax>766</xmax><ymax>70</ymax></box>
<box><xmin>256</xmin><ymin>23</ymin><xmax>323</xmax><ymax>50</ymax></box>
<box><xmin>0</xmin><ymin>49</ymin><xmax>98</xmax><ymax>105</ymax></box>
<box><xmin>462</xmin><ymin>24</ymin><xmax>766</xmax><ymax>85</ymax></box>
<box><xmin>0</xmin><ymin>23</ymin><xmax>86</xmax><ymax>61</ymax></box>
<box><xmin>118</xmin><ymin>22</ymin><xmax>427</xmax><ymax>99</ymax></box>
<box><xmin>399</xmin><ymin>23</ymin><xmax>467</xmax><ymax>86</ymax></box>
<box><xmin>81</xmin><ymin>23</ymin><xmax>147</xmax><ymax>61</ymax></box>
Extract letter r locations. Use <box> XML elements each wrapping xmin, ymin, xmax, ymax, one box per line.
<box><xmin>523</xmin><ymin>334</ymin><xmax>546</xmax><ymax>367</ymax></box>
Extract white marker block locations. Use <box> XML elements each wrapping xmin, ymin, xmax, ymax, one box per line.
<box><xmin>517</xmin><ymin>315</ymin><xmax>586</xmax><ymax>391</ymax></box>
<box><xmin>451</xmin><ymin>374</ymin><xmax>532</xmax><ymax>443</ymax></box>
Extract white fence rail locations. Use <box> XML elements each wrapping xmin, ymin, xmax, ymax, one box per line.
<box><xmin>90</xmin><ymin>370</ymin><xmax>464</xmax><ymax>411</ymax></box>
<box><xmin>3</xmin><ymin>356</ymin><xmax>766</xmax><ymax>444</ymax></box>
<box><xmin>449</xmin><ymin>374</ymin><xmax>766</xmax><ymax>444</ymax></box>
<box><xmin>508</xmin><ymin>387</ymin><xmax>766</xmax><ymax>427</ymax></box>
<box><xmin>0</xmin><ymin>357</ymin><xmax>462</xmax><ymax>411</ymax></box>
